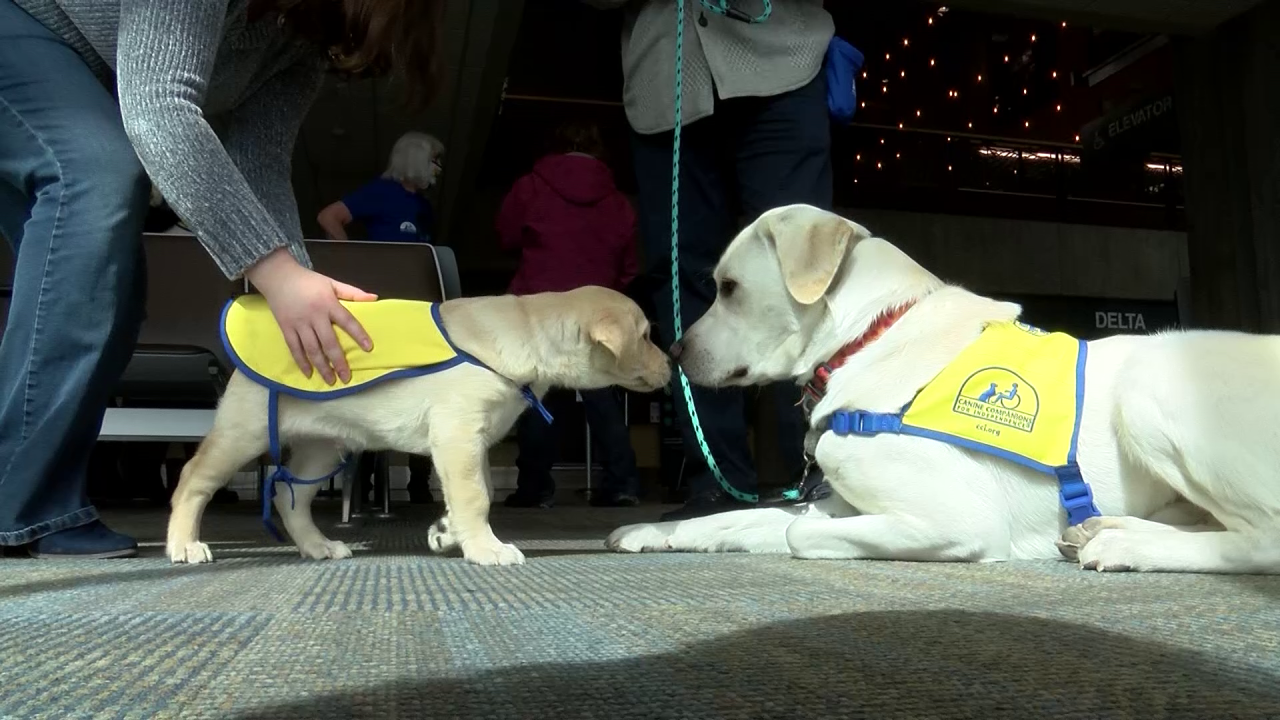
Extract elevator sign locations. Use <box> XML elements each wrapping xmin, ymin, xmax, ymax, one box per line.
<box><xmin>1081</xmin><ymin>92</ymin><xmax>1178</xmax><ymax>161</ymax></box>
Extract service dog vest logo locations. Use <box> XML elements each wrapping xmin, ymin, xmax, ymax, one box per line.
<box><xmin>953</xmin><ymin>368</ymin><xmax>1039</xmax><ymax>433</ymax></box>
<box><xmin>893</xmin><ymin>321</ymin><xmax>1085</xmax><ymax>472</ymax></box>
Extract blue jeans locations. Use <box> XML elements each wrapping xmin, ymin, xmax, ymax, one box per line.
<box><xmin>0</xmin><ymin>1</ymin><xmax>149</xmax><ymax>545</ymax></box>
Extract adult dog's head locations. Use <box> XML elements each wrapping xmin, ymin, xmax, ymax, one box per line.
<box><xmin>677</xmin><ymin>204</ymin><xmax>941</xmax><ymax>387</ymax></box>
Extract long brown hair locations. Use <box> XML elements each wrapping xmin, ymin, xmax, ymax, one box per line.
<box><xmin>251</xmin><ymin>0</ymin><xmax>444</xmax><ymax>109</ymax></box>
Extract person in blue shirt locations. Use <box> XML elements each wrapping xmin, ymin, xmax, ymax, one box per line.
<box><xmin>317</xmin><ymin>131</ymin><xmax>444</xmax><ymax>243</ymax></box>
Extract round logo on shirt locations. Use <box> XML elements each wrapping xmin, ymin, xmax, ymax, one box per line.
<box><xmin>400</xmin><ymin>221</ymin><xmax>419</xmax><ymax>234</ymax></box>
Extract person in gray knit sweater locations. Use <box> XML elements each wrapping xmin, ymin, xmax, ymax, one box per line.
<box><xmin>586</xmin><ymin>0</ymin><xmax>836</xmax><ymax>521</ymax></box>
<box><xmin>0</xmin><ymin>0</ymin><xmax>441</xmax><ymax>558</ymax></box>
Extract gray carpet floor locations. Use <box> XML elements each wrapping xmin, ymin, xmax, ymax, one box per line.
<box><xmin>2</xmin><ymin>502</ymin><xmax>1279</xmax><ymax>720</ymax></box>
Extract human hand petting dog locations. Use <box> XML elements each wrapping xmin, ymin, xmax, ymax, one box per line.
<box><xmin>245</xmin><ymin>248</ymin><xmax>377</xmax><ymax>385</ymax></box>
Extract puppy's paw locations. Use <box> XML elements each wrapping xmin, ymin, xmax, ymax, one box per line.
<box><xmin>606</xmin><ymin>523</ymin><xmax>671</xmax><ymax>553</ymax></box>
<box><xmin>1077</xmin><ymin>528</ymin><xmax>1145</xmax><ymax>573</ymax></box>
<box><xmin>427</xmin><ymin>517</ymin><xmax>458</xmax><ymax>554</ymax></box>
<box><xmin>463</xmin><ymin>541</ymin><xmax>526</xmax><ymax>567</ymax></box>
<box><xmin>168</xmin><ymin>541</ymin><xmax>214</xmax><ymax>565</ymax></box>
<box><xmin>298</xmin><ymin>539</ymin><xmax>353</xmax><ymax>561</ymax></box>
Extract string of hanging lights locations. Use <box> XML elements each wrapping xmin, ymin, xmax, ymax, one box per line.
<box><xmin>848</xmin><ymin>5</ymin><xmax>1081</xmax><ymax>187</ymax></box>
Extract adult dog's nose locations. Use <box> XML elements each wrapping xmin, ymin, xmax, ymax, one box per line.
<box><xmin>669</xmin><ymin>341</ymin><xmax>684</xmax><ymax>360</ymax></box>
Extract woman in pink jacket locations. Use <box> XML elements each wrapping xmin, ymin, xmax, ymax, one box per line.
<box><xmin>497</xmin><ymin>120</ymin><xmax>641</xmax><ymax>508</ymax></box>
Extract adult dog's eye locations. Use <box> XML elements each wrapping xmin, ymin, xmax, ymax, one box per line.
<box><xmin>718</xmin><ymin>279</ymin><xmax>738</xmax><ymax>299</ymax></box>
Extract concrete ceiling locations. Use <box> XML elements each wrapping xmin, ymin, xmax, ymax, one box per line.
<box><xmin>942</xmin><ymin>0</ymin><xmax>1268</xmax><ymax>34</ymax></box>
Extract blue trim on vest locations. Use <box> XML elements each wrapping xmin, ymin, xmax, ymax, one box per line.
<box><xmin>221</xmin><ymin>299</ymin><xmax>555</xmax><ymax>539</ymax></box>
<box><xmin>1066</xmin><ymin>340</ymin><xmax>1088</xmax><ymax>467</ymax></box>
<box><xmin>825</xmin><ymin>339</ymin><xmax>1100</xmax><ymax>526</ymax></box>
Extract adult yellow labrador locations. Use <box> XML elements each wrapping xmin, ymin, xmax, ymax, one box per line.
<box><xmin>608</xmin><ymin>204</ymin><xmax>1280</xmax><ymax>575</ymax></box>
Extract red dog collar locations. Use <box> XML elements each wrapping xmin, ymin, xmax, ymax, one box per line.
<box><xmin>801</xmin><ymin>302</ymin><xmax>916</xmax><ymax>411</ymax></box>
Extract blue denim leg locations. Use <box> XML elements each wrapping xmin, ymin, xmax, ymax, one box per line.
<box><xmin>0</xmin><ymin>0</ymin><xmax>149</xmax><ymax>545</ymax></box>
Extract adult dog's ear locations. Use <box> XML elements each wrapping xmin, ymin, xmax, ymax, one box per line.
<box><xmin>764</xmin><ymin>206</ymin><xmax>869</xmax><ymax>305</ymax></box>
<box><xmin>588</xmin><ymin>309</ymin><xmax>631</xmax><ymax>359</ymax></box>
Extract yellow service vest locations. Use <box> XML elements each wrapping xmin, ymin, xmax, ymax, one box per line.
<box><xmin>826</xmin><ymin>321</ymin><xmax>1100</xmax><ymax>525</ymax></box>
<box><xmin>218</xmin><ymin>295</ymin><xmax>551</xmax><ymax>540</ymax></box>
<box><xmin>221</xmin><ymin>295</ymin><xmax>468</xmax><ymax>399</ymax></box>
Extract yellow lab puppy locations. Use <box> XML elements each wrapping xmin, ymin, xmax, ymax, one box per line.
<box><xmin>167</xmin><ymin>286</ymin><xmax>670</xmax><ymax>566</ymax></box>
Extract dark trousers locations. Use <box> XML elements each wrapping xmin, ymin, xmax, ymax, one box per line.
<box><xmin>631</xmin><ymin>74</ymin><xmax>833</xmax><ymax>498</ymax></box>
<box><xmin>514</xmin><ymin>388</ymin><xmax>639</xmax><ymax>499</ymax></box>
<box><xmin>354</xmin><ymin>452</ymin><xmax>433</xmax><ymax>497</ymax></box>
<box><xmin>0</xmin><ymin>2</ymin><xmax>150</xmax><ymax>545</ymax></box>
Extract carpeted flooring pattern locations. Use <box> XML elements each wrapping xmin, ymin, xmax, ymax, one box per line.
<box><xmin>2</xmin><ymin>503</ymin><xmax>1279</xmax><ymax>720</ymax></box>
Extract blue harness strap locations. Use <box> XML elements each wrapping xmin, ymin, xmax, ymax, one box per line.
<box><xmin>827</xmin><ymin>408</ymin><xmax>1101</xmax><ymax>526</ymax></box>
<box><xmin>260</xmin><ymin>389</ymin><xmax>351</xmax><ymax>541</ymax></box>
<box><xmin>1053</xmin><ymin>463</ymin><xmax>1099</xmax><ymax>527</ymax></box>
<box><xmin>521</xmin><ymin>386</ymin><xmax>555</xmax><ymax>425</ymax></box>
<box><xmin>829</xmin><ymin>409</ymin><xmax>905</xmax><ymax>437</ymax></box>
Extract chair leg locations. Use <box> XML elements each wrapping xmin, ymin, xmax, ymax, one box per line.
<box><xmin>350</xmin><ymin>464</ymin><xmax>366</xmax><ymax>519</ymax></box>
<box><xmin>338</xmin><ymin>462</ymin><xmax>356</xmax><ymax>527</ymax></box>
<box><xmin>257</xmin><ymin>460</ymin><xmax>266</xmax><ymax>504</ymax></box>
<box><xmin>375</xmin><ymin>452</ymin><xmax>394</xmax><ymax>519</ymax></box>
<box><xmin>578</xmin><ymin>391</ymin><xmax>592</xmax><ymax>500</ymax></box>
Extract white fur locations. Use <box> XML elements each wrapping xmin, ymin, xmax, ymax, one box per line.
<box><xmin>167</xmin><ymin>287</ymin><xmax>670</xmax><ymax>567</ymax></box>
<box><xmin>608</xmin><ymin>204</ymin><xmax>1280</xmax><ymax>574</ymax></box>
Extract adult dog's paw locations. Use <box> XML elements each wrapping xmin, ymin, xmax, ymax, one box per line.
<box><xmin>1058</xmin><ymin>517</ymin><xmax>1134</xmax><ymax>563</ymax></box>
<box><xmin>464</xmin><ymin>541</ymin><xmax>526</xmax><ymax>567</ymax></box>
<box><xmin>168</xmin><ymin>541</ymin><xmax>214</xmax><ymax>565</ymax></box>
<box><xmin>1077</xmin><ymin>528</ymin><xmax>1148</xmax><ymax>572</ymax></box>
<box><xmin>606</xmin><ymin>524</ymin><xmax>672</xmax><ymax>553</ymax></box>
<box><xmin>298</xmin><ymin>539</ymin><xmax>353</xmax><ymax>561</ymax></box>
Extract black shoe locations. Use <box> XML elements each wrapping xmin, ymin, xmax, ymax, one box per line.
<box><xmin>407</xmin><ymin>488</ymin><xmax>436</xmax><ymax>505</ymax></box>
<box><xmin>590</xmin><ymin>493</ymin><xmax>640</xmax><ymax>508</ymax></box>
<box><xmin>659</xmin><ymin>488</ymin><xmax>755</xmax><ymax>521</ymax></box>
<box><xmin>503</xmin><ymin>492</ymin><xmax>554</xmax><ymax>509</ymax></box>
<box><xmin>26</xmin><ymin>520</ymin><xmax>138</xmax><ymax>559</ymax></box>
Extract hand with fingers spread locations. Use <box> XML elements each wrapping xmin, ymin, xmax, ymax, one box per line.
<box><xmin>245</xmin><ymin>248</ymin><xmax>377</xmax><ymax>385</ymax></box>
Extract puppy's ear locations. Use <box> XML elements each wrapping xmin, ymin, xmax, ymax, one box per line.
<box><xmin>588</xmin><ymin>310</ymin><xmax>630</xmax><ymax>359</ymax></box>
<box><xmin>764</xmin><ymin>206</ymin><xmax>868</xmax><ymax>305</ymax></box>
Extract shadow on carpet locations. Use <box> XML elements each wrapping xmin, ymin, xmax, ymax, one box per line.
<box><xmin>3</xmin><ymin>505</ymin><xmax>1278</xmax><ymax>720</ymax></box>
<box><xmin>231</xmin><ymin>609</ymin><xmax>1280</xmax><ymax>720</ymax></box>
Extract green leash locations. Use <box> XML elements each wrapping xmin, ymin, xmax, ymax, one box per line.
<box><xmin>671</xmin><ymin>0</ymin><xmax>772</xmax><ymax>504</ymax></box>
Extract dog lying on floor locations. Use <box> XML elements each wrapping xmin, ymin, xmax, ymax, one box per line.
<box><xmin>607</xmin><ymin>204</ymin><xmax>1280</xmax><ymax>575</ymax></box>
<box><xmin>167</xmin><ymin>286</ymin><xmax>670</xmax><ymax>566</ymax></box>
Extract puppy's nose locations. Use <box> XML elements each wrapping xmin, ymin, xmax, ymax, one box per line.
<box><xmin>669</xmin><ymin>341</ymin><xmax>684</xmax><ymax>360</ymax></box>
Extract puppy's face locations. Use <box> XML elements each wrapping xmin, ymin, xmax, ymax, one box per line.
<box><xmin>561</xmin><ymin>287</ymin><xmax>672</xmax><ymax>393</ymax></box>
<box><xmin>678</xmin><ymin>205</ymin><xmax>867</xmax><ymax>387</ymax></box>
